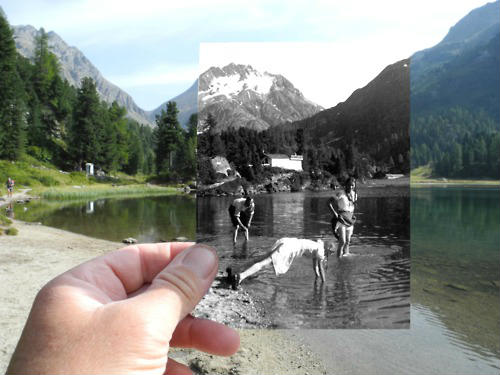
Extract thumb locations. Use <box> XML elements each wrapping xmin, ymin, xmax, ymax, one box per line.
<box><xmin>132</xmin><ymin>244</ymin><xmax>218</xmax><ymax>336</ymax></box>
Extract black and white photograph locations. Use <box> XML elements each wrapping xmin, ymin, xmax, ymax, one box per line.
<box><xmin>196</xmin><ymin>42</ymin><xmax>410</xmax><ymax>329</ymax></box>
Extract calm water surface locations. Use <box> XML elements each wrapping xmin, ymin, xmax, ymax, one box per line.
<box><xmin>197</xmin><ymin>190</ymin><xmax>410</xmax><ymax>329</ymax></box>
<box><xmin>14</xmin><ymin>195</ymin><xmax>196</xmax><ymax>243</ymax></box>
<box><xmin>411</xmin><ymin>186</ymin><xmax>500</xmax><ymax>360</ymax></box>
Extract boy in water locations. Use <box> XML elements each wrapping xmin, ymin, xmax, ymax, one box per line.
<box><xmin>228</xmin><ymin>197</ymin><xmax>255</xmax><ymax>244</ymax></box>
<box><xmin>228</xmin><ymin>238</ymin><xmax>334</xmax><ymax>290</ymax></box>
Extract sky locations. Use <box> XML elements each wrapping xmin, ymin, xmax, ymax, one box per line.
<box><xmin>1</xmin><ymin>0</ymin><xmax>492</xmax><ymax>110</ymax></box>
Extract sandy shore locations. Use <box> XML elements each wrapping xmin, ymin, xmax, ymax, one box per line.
<box><xmin>0</xmin><ymin>218</ymin><xmax>327</xmax><ymax>374</ymax></box>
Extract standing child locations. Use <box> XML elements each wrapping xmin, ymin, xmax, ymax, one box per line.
<box><xmin>328</xmin><ymin>177</ymin><xmax>357</xmax><ymax>257</ymax></box>
<box><xmin>228</xmin><ymin>197</ymin><xmax>255</xmax><ymax>244</ymax></box>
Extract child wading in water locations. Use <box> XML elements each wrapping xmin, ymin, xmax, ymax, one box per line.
<box><xmin>228</xmin><ymin>197</ymin><xmax>255</xmax><ymax>244</ymax></box>
<box><xmin>329</xmin><ymin>177</ymin><xmax>357</xmax><ymax>257</ymax></box>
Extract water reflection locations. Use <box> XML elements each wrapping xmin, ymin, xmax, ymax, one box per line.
<box><xmin>14</xmin><ymin>195</ymin><xmax>196</xmax><ymax>243</ymax></box>
<box><xmin>412</xmin><ymin>186</ymin><xmax>500</xmax><ymax>357</ymax></box>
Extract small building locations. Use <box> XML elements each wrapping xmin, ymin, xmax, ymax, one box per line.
<box><xmin>262</xmin><ymin>153</ymin><xmax>303</xmax><ymax>172</ymax></box>
<box><xmin>85</xmin><ymin>163</ymin><xmax>94</xmax><ymax>176</ymax></box>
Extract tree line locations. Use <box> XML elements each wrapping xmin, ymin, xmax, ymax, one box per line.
<box><xmin>411</xmin><ymin>107</ymin><xmax>499</xmax><ymax>179</ymax></box>
<box><xmin>0</xmin><ymin>15</ymin><xmax>195</xmax><ymax>182</ymax></box>
<box><xmin>198</xmin><ymin>113</ymin><xmax>404</xmax><ymax>185</ymax></box>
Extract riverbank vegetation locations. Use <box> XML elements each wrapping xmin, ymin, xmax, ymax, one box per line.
<box><xmin>0</xmin><ymin>14</ymin><xmax>196</xmax><ymax>191</ymax></box>
<box><xmin>0</xmin><ymin>212</ymin><xmax>16</xmax><ymax>236</ymax></box>
<box><xmin>411</xmin><ymin>108</ymin><xmax>499</xmax><ymax>180</ymax></box>
<box><xmin>0</xmin><ymin>155</ymin><xmax>187</xmax><ymax>199</ymax></box>
<box><xmin>411</xmin><ymin>165</ymin><xmax>499</xmax><ymax>185</ymax></box>
<box><xmin>40</xmin><ymin>184</ymin><xmax>181</xmax><ymax>200</ymax></box>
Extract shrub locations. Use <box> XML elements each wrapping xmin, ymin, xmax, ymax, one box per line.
<box><xmin>36</xmin><ymin>175</ymin><xmax>60</xmax><ymax>186</ymax></box>
<box><xmin>0</xmin><ymin>214</ymin><xmax>12</xmax><ymax>226</ymax></box>
<box><xmin>5</xmin><ymin>227</ymin><xmax>18</xmax><ymax>235</ymax></box>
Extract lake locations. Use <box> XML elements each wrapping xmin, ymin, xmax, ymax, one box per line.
<box><xmin>14</xmin><ymin>195</ymin><xmax>196</xmax><ymax>243</ymax></box>
<box><xmin>197</xmin><ymin>189</ymin><xmax>411</xmax><ymax>329</ymax></box>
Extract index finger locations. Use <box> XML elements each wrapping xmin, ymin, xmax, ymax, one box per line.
<box><xmin>64</xmin><ymin>242</ymin><xmax>194</xmax><ymax>299</ymax></box>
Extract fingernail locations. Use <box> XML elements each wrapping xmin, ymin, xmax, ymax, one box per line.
<box><xmin>181</xmin><ymin>244</ymin><xmax>217</xmax><ymax>280</ymax></box>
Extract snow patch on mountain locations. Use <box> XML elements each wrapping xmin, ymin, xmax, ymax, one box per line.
<box><xmin>198</xmin><ymin>63</ymin><xmax>323</xmax><ymax>132</ymax></box>
<box><xmin>200</xmin><ymin>70</ymin><xmax>274</xmax><ymax>102</ymax></box>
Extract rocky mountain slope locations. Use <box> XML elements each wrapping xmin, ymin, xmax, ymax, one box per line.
<box><xmin>148</xmin><ymin>80</ymin><xmax>198</xmax><ymax>127</ymax></box>
<box><xmin>411</xmin><ymin>0</ymin><xmax>499</xmax><ymax>82</ymax></box>
<box><xmin>411</xmin><ymin>0</ymin><xmax>499</xmax><ymax>118</ymax></box>
<box><xmin>12</xmin><ymin>25</ymin><xmax>153</xmax><ymax>126</ymax></box>
<box><xmin>198</xmin><ymin>63</ymin><xmax>323</xmax><ymax>133</ymax></box>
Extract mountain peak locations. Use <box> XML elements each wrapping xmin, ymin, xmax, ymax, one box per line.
<box><xmin>411</xmin><ymin>0</ymin><xmax>499</xmax><ymax>80</ymax></box>
<box><xmin>198</xmin><ymin>63</ymin><xmax>323</xmax><ymax>133</ymax></box>
<box><xmin>441</xmin><ymin>1</ymin><xmax>499</xmax><ymax>45</ymax></box>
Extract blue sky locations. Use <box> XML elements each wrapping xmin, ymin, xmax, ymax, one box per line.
<box><xmin>1</xmin><ymin>0</ymin><xmax>491</xmax><ymax>110</ymax></box>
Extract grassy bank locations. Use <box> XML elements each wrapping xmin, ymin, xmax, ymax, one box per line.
<box><xmin>411</xmin><ymin>166</ymin><xmax>499</xmax><ymax>186</ymax></box>
<box><xmin>40</xmin><ymin>184</ymin><xmax>181</xmax><ymax>200</ymax></box>
<box><xmin>0</xmin><ymin>156</ymin><xmax>188</xmax><ymax>199</ymax></box>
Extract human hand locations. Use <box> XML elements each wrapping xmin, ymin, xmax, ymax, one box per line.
<box><xmin>7</xmin><ymin>243</ymin><xmax>240</xmax><ymax>374</ymax></box>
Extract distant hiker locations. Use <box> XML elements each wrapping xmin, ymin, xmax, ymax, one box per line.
<box><xmin>328</xmin><ymin>177</ymin><xmax>357</xmax><ymax>257</ymax></box>
<box><xmin>6</xmin><ymin>177</ymin><xmax>14</xmax><ymax>198</ymax></box>
<box><xmin>228</xmin><ymin>196</ymin><xmax>255</xmax><ymax>244</ymax></box>
<box><xmin>228</xmin><ymin>238</ymin><xmax>334</xmax><ymax>289</ymax></box>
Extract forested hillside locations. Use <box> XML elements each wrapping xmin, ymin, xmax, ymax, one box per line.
<box><xmin>410</xmin><ymin>1</ymin><xmax>499</xmax><ymax>179</ymax></box>
<box><xmin>0</xmin><ymin>14</ymin><xmax>195</xmax><ymax>182</ymax></box>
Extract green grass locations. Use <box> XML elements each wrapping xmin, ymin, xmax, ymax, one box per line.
<box><xmin>0</xmin><ymin>214</ymin><xmax>12</xmax><ymax>226</ymax></box>
<box><xmin>0</xmin><ymin>156</ymin><xmax>187</xmax><ymax>198</ymax></box>
<box><xmin>0</xmin><ymin>155</ymin><xmax>89</xmax><ymax>194</ymax></box>
<box><xmin>411</xmin><ymin>165</ymin><xmax>499</xmax><ymax>185</ymax></box>
<box><xmin>40</xmin><ymin>184</ymin><xmax>181</xmax><ymax>200</ymax></box>
<box><xmin>4</xmin><ymin>227</ymin><xmax>18</xmax><ymax>235</ymax></box>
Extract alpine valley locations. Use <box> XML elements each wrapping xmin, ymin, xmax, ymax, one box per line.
<box><xmin>12</xmin><ymin>24</ymin><xmax>197</xmax><ymax>128</ymax></box>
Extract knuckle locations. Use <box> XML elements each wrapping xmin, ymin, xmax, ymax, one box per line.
<box><xmin>154</xmin><ymin>267</ymin><xmax>200</xmax><ymax>304</ymax></box>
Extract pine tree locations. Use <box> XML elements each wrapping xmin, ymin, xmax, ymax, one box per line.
<box><xmin>70</xmin><ymin>77</ymin><xmax>102</xmax><ymax>169</ymax></box>
<box><xmin>101</xmin><ymin>101</ymin><xmax>129</xmax><ymax>171</ymax></box>
<box><xmin>154</xmin><ymin>101</ymin><xmax>183</xmax><ymax>178</ymax></box>
<box><xmin>0</xmin><ymin>14</ymin><xmax>26</xmax><ymax>160</ymax></box>
<box><xmin>33</xmin><ymin>29</ymin><xmax>59</xmax><ymax>103</ymax></box>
